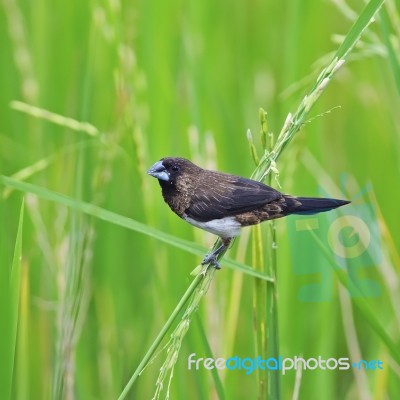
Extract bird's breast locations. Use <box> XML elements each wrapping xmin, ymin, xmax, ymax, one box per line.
<box><xmin>160</xmin><ymin>181</ymin><xmax>192</xmax><ymax>217</ymax></box>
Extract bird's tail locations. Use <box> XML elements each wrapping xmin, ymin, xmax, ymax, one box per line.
<box><xmin>285</xmin><ymin>196</ymin><xmax>350</xmax><ymax>215</ymax></box>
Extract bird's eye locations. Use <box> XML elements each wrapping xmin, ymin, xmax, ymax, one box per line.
<box><xmin>171</xmin><ymin>165</ymin><xmax>179</xmax><ymax>172</ymax></box>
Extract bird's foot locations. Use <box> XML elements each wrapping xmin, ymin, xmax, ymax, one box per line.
<box><xmin>201</xmin><ymin>252</ymin><xmax>221</xmax><ymax>270</ymax></box>
<box><xmin>201</xmin><ymin>241</ymin><xmax>231</xmax><ymax>270</ymax></box>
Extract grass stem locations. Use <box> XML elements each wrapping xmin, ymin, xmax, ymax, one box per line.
<box><xmin>118</xmin><ymin>270</ymin><xmax>205</xmax><ymax>400</ymax></box>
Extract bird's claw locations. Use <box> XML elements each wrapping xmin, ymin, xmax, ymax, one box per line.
<box><xmin>201</xmin><ymin>253</ymin><xmax>221</xmax><ymax>270</ymax></box>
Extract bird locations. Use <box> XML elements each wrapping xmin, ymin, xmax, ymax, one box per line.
<box><xmin>147</xmin><ymin>157</ymin><xmax>350</xmax><ymax>269</ymax></box>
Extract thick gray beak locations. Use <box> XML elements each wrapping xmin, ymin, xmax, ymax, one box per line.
<box><xmin>147</xmin><ymin>160</ymin><xmax>169</xmax><ymax>181</ymax></box>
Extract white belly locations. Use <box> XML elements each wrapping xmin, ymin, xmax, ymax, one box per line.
<box><xmin>184</xmin><ymin>215</ymin><xmax>241</xmax><ymax>239</ymax></box>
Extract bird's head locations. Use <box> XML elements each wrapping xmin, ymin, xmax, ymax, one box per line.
<box><xmin>147</xmin><ymin>157</ymin><xmax>197</xmax><ymax>186</ymax></box>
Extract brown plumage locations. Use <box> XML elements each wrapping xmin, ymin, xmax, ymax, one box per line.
<box><xmin>147</xmin><ymin>157</ymin><xmax>350</xmax><ymax>269</ymax></box>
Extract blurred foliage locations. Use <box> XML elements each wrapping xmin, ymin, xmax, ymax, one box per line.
<box><xmin>1</xmin><ymin>0</ymin><xmax>399</xmax><ymax>399</ymax></box>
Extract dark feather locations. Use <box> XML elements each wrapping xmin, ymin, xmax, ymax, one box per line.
<box><xmin>185</xmin><ymin>174</ymin><xmax>282</xmax><ymax>221</ymax></box>
<box><xmin>287</xmin><ymin>196</ymin><xmax>351</xmax><ymax>215</ymax></box>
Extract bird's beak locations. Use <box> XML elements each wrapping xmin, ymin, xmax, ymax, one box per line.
<box><xmin>147</xmin><ymin>161</ymin><xmax>169</xmax><ymax>181</ymax></box>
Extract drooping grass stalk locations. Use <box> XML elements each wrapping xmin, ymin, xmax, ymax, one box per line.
<box><xmin>10</xmin><ymin>101</ymin><xmax>99</xmax><ymax>137</ymax></box>
<box><xmin>2</xmin><ymin>0</ymin><xmax>37</xmax><ymax>104</ymax></box>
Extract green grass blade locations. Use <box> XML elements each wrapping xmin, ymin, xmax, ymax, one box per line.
<box><xmin>379</xmin><ymin>6</ymin><xmax>400</xmax><ymax>97</ymax></box>
<box><xmin>195</xmin><ymin>314</ymin><xmax>225</xmax><ymax>400</ymax></box>
<box><xmin>264</xmin><ymin>113</ymin><xmax>280</xmax><ymax>400</ymax></box>
<box><xmin>118</xmin><ymin>272</ymin><xmax>204</xmax><ymax>400</ymax></box>
<box><xmin>0</xmin><ymin>200</ymin><xmax>24</xmax><ymax>400</ymax></box>
<box><xmin>334</xmin><ymin>0</ymin><xmax>385</xmax><ymax>60</ymax></box>
<box><xmin>0</xmin><ymin>176</ymin><xmax>272</xmax><ymax>281</ymax></box>
<box><xmin>265</xmin><ymin>221</ymin><xmax>280</xmax><ymax>399</ymax></box>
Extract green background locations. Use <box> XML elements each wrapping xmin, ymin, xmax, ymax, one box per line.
<box><xmin>1</xmin><ymin>0</ymin><xmax>399</xmax><ymax>399</ymax></box>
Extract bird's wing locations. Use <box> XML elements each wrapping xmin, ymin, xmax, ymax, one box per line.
<box><xmin>185</xmin><ymin>174</ymin><xmax>282</xmax><ymax>221</ymax></box>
